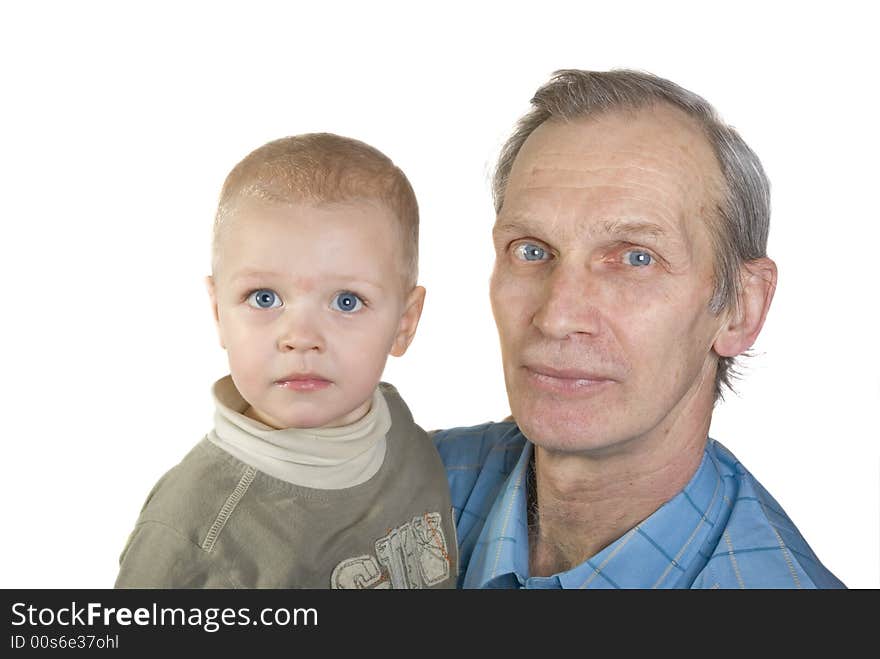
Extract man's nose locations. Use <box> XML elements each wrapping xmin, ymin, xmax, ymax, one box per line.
<box><xmin>277</xmin><ymin>312</ymin><xmax>325</xmax><ymax>353</ymax></box>
<box><xmin>532</xmin><ymin>262</ymin><xmax>602</xmax><ymax>340</ymax></box>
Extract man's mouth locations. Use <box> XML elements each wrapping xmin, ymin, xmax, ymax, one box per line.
<box><xmin>523</xmin><ymin>364</ymin><xmax>614</xmax><ymax>393</ymax></box>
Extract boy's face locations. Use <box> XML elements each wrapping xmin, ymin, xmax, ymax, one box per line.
<box><xmin>207</xmin><ymin>199</ymin><xmax>424</xmax><ymax>429</ymax></box>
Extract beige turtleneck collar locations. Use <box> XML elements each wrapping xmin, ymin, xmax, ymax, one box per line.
<box><xmin>207</xmin><ymin>375</ymin><xmax>390</xmax><ymax>489</ymax></box>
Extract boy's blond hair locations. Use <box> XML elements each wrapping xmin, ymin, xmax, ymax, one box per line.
<box><xmin>213</xmin><ymin>133</ymin><xmax>419</xmax><ymax>287</ymax></box>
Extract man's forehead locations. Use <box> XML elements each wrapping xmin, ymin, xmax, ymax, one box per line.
<box><xmin>534</xmin><ymin>103</ymin><xmax>711</xmax><ymax>145</ymax></box>
<box><xmin>505</xmin><ymin>106</ymin><xmax>723</xmax><ymax>222</ymax></box>
<box><xmin>515</xmin><ymin>106</ymin><xmax>719</xmax><ymax>177</ymax></box>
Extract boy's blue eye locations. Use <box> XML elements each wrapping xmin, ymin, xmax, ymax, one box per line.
<box><xmin>513</xmin><ymin>243</ymin><xmax>548</xmax><ymax>262</ymax></box>
<box><xmin>332</xmin><ymin>291</ymin><xmax>363</xmax><ymax>313</ymax></box>
<box><xmin>626</xmin><ymin>250</ymin><xmax>653</xmax><ymax>267</ymax></box>
<box><xmin>246</xmin><ymin>289</ymin><xmax>282</xmax><ymax>309</ymax></box>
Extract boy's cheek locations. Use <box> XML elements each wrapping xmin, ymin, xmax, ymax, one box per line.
<box><xmin>216</xmin><ymin>320</ymin><xmax>250</xmax><ymax>354</ymax></box>
<box><xmin>213</xmin><ymin>320</ymin><xmax>227</xmax><ymax>350</ymax></box>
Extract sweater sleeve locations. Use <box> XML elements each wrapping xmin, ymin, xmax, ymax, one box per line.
<box><xmin>114</xmin><ymin>521</ymin><xmax>237</xmax><ymax>589</ymax></box>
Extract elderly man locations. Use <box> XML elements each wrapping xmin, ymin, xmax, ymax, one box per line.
<box><xmin>434</xmin><ymin>69</ymin><xmax>844</xmax><ymax>589</ymax></box>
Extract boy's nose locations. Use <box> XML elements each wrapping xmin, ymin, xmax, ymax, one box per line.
<box><xmin>277</xmin><ymin>317</ymin><xmax>324</xmax><ymax>353</ymax></box>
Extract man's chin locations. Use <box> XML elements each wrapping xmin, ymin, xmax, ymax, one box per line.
<box><xmin>511</xmin><ymin>398</ymin><xmax>623</xmax><ymax>454</ymax></box>
<box><xmin>516</xmin><ymin>415</ymin><xmax>592</xmax><ymax>452</ymax></box>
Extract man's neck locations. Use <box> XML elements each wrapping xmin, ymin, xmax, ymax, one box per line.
<box><xmin>528</xmin><ymin>411</ymin><xmax>711</xmax><ymax>578</ymax></box>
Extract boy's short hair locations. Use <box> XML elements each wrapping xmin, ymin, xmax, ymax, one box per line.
<box><xmin>213</xmin><ymin>133</ymin><xmax>419</xmax><ymax>287</ymax></box>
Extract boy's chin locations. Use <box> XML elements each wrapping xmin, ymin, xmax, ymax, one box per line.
<box><xmin>245</xmin><ymin>403</ymin><xmax>363</xmax><ymax>431</ymax></box>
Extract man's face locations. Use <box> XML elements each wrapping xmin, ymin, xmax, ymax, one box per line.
<box><xmin>490</xmin><ymin>105</ymin><xmax>729</xmax><ymax>454</ymax></box>
<box><xmin>208</xmin><ymin>199</ymin><xmax>422</xmax><ymax>429</ymax></box>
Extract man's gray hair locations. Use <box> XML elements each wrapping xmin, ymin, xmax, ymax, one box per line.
<box><xmin>492</xmin><ymin>69</ymin><xmax>771</xmax><ymax>400</ymax></box>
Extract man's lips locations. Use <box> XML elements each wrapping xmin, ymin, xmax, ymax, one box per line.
<box><xmin>523</xmin><ymin>364</ymin><xmax>615</xmax><ymax>392</ymax></box>
<box><xmin>274</xmin><ymin>375</ymin><xmax>332</xmax><ymax>391</ymax></box>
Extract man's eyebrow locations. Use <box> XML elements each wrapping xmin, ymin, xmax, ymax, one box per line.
<box><xmin>492</xmin><ymin>219</ymin><xmax>540</xmax><ymax>238</ymax></box>
<box><xmin>596</xmin><ymin>220</ymin><xmax>668</xmax><ymax>240</ymax></box>
<box><xmin>492</xmin><ymin>218</ymin><xmax>669</xmax><ymax>240</ymax></box>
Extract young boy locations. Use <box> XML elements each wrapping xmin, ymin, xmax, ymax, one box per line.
<box><xmin>115</xmin><ymin>133</ymin><xmax>458</xmax><ymax>588</ymax></box>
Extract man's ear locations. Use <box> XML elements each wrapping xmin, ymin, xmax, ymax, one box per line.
<box><xmin>390</xmin><ymin>286</ymin><xmax>426</xmax><ymax>357</ymax></box>
<box><xmin>713</xmin><ymin>257</ymin><xmax>777</xmax><ymax>358</ymax></box>
<box><xmin>205</xmin><ymin>275</ymin><xmax>225</xmax><ymax>349</ymax></box>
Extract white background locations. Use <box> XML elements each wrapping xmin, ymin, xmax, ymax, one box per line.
<box><xmin>1</xmin><ymin>1</ymin><xmax>877</xmax><ymax>589</ymax></box>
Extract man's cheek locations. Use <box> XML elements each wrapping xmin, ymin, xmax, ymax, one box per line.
<box><xmin>493</xmin><ymin>275</ymin><xmax>536</xmax><ymax>321</ymax></box>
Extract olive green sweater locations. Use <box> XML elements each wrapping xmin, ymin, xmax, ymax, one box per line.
<box><xmin>115</xmin><ymin>382</ymin><xmax>457</xmax><ymax>588</ymax></box>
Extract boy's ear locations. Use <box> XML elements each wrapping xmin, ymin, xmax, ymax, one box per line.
<box><xmin>390</xmin><ymin>286</ymin><xmax>426</xmax><ymax>357</ymax></box>
<box><xmin>205</xmin><ymin>275</ymin><xmax>225</xmax><ymax>349</ymax></box>
<box><xmin>713</xmin><ymin>257</ymin><xmax>777</xmax><ymax>358</ymax></box>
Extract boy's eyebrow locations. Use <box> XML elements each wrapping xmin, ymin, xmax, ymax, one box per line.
<box><xmin>228</xmin><ymin>269</ymin><xmax>387</xmax><ymax>290</ymax></box>
<box><xmin>229</xmin><ymin>269</ymin><xmax>282</xmax><ymax>281</ymax></box>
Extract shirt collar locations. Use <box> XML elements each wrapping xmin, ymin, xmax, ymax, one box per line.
<box><xmin>464</xmin><ymin>439</ymin><xmax>732</xmax><ymax>589</ymax></box>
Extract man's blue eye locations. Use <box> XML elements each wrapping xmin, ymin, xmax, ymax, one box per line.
<box><xmin>332</xmin><ymin>291</ymin><xmax>364</xmax><ymax>313</ymax></box>
<box><xmin>626</xmin><ymin>250</ymin><xmax>653</xmax><ymax>267</ymax></box>
<box><xmin>247</xmin><ymin>289</ymin><xmax>282</xmax><ymax>309</ymax></box>
<box><xmin>514</xmin><ymin>243</ymin><xmax>548</xmax><ymax>261</ymax></box>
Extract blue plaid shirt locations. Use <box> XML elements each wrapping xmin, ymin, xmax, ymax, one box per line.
<box><xmin>434</xmin><ymin>422</ymin><xmax>845</xmax><ymax>589</ymax></box>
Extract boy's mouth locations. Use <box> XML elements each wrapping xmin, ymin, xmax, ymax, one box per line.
<box><xmin>274</xmin><ymin>374</ymin><xmax>332</xmax><ymax>391</ymax></box>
